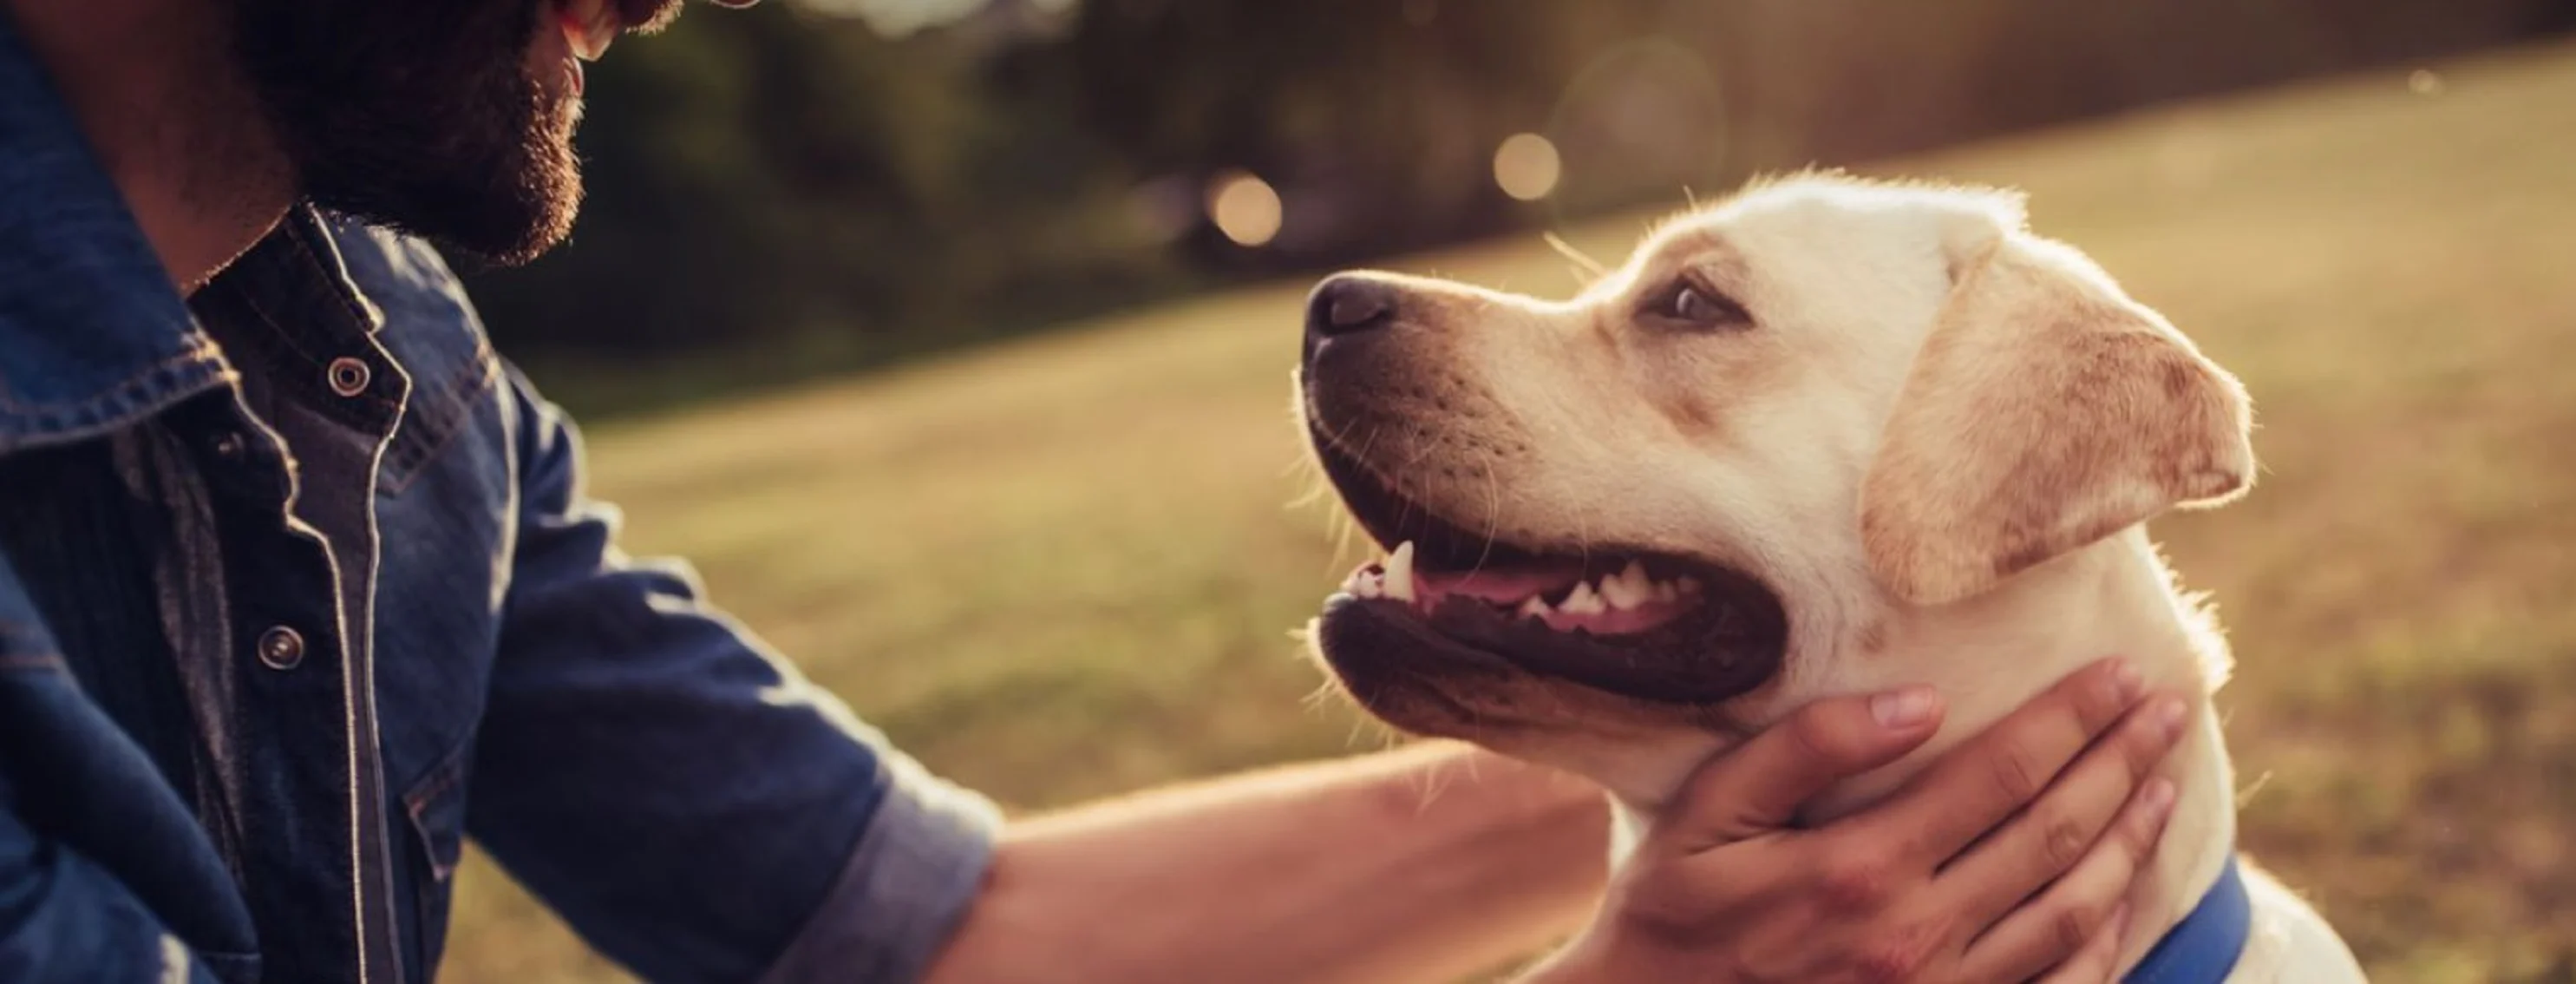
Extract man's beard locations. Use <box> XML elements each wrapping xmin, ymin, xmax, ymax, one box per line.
<box><xmin>229</xmin><ymin>0</ymin><xmax>580</xmax><ymax>266</ymax></box>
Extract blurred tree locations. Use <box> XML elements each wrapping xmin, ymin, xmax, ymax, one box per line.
<box><xmin>465</xmin><ymin>1</ymin><xmax>1179</xmax><ymax>371</ymax></box>
<box><xmin>453</xmin><ymin>0</ymin><xmax>2576</xmax><ymax>412</ymax></box>
<box><xmin>1002</xmin><ymin>0</ymin><xmax>1643</xmax><ymax>267</ymax></box>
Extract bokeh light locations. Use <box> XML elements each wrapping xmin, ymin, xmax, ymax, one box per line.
<box><xmin>1542</xmin><ymin>38</ymin><xmax>1725</xmax><ymax>213</ymax></box>
<box><xmin>1493</xmin><ymin>133</ymin><xmax>1563</xmax><ymax>201</ymax></box>
<box><xmin>1207</xmin><ymin>170</ymin><xmax>1284</xmax><ymax>246</ymax></box>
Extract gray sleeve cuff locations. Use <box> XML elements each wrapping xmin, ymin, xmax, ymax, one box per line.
<box><xmin>760</xmin><ymin>755</ymin><xmax>1004</xmax><ymax>984</ymax></box>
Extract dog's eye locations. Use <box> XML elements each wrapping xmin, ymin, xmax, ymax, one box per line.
<box><xmin>1644</xmin><ymin>279</ymin><xmax>1750</xmax><ymax>328</ymax></box>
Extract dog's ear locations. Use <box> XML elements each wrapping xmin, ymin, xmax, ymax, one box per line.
<box><xmin>1859</xmin><ymin>227</ymin><xmax>2255</xmax><ymax>607</ymax></box>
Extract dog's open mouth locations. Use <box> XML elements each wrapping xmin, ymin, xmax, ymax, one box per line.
<box><xmin>1342</xmin><ymin>548</ymin><xmax>1707</xmax><ymax>637</ymax></box>
<box><xmin>1307</xmin><ymin>426</ymin><xmax>1787</xmax><ymax>705</ymax></box>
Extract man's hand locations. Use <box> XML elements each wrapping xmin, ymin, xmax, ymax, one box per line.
<box><xmin>1531</xmin><ymin>657</ymin><xmax>2187</xmax><ymax>983</ymax></box>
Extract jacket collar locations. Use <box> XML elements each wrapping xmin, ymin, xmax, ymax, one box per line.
<box><xmin>0</xmin><ymin>10</ymin><xmax>232</xmax><ymax>455</ymax></box>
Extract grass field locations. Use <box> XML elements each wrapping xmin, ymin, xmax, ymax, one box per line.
<box><xmin>439</xmin><ymin>38</ymin><xmax>2576</xmax><ymax>983</ymax></box>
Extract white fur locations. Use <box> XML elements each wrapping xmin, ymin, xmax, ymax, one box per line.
<box><xmin>1302</xmin><ymin>173</ymin><xmax>2369</xmax><ymax>980</ymax></box>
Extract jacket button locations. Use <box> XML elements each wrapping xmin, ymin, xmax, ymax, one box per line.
<box><xmin>256</xmin><ymin>626</ymin><xmax>306</xmax><ymax>671</ymax></box>
<box><xmin>326</xmin><ymin>358</ymin><xmax>372</xmax><ymax>397</ymax></box>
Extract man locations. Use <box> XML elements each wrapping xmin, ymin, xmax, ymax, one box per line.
<box><xmin>0</xmin><ymin>0</ymin><xmax>2186</xmax><ymax>981</ymax></box>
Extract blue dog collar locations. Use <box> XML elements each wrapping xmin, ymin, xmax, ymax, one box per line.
<box><xmin>2124</xmin><ymin>856</ymin><xmax>2252</xmax><ymax>983</ymax></box>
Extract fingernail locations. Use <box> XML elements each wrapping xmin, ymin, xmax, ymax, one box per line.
<box><xmin>2141</xmin><ymin>777</ymin><xmax>2176</xmax><ymax>817</ymax></box>
<box><xmin>2104</xmin><ymin>656</ymin><xmax>2143</xmax><ymax>701</ymax></box>
<box><xmin>1871</xmin><ymin>686</ymin><xmax>1939</xmax><ymax>729</ymax></box>
<box><xmin>2155</xmin><ymin>697</ymin><xmax>2190</xmax><ymax>739</ymax></box>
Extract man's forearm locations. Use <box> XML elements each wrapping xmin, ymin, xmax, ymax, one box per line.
<box><xmin>919</xmin><ymin>740</ymin><xmax>1611</xmax><ymax>984</ymax></box>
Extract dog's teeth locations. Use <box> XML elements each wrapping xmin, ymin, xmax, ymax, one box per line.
<box><xmin>1561</xmin><ymin>581</ymin><xmax>1606</xmax><ymax>615</ymax></box>
<box><xmin>1651</xmin><ymin>580</ymin><xmax>1678</xmax><ymax>603</ymax></box>
<box><xmin>1383</xmin><ymin>541</ymin><xmax>1417</xmax><ymax>603</ymax></box>
<box><xmin>1598</xmin><ymin>579</ymin><xmax>1640</xmax><ymax>610</ymax></box>
<box><xmin>1516</xmin><ymin>596</ymin><xmax>1550</xmax><ymax>620</ymax></box>
<box><xmin>1675</xmin><ymin>576</ymin><xmax>1703</xmax><ymax>596</ymax></box>
<box><xmin>1600</xmin><ymin>561</ymin><xmax>1651</xmax><ymax>610</ymax></box>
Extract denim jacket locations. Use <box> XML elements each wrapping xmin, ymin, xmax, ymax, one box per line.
<box><xmin>0</xmin><ymin>12</ymin><xmax>997</xmax><ymax>983</ymax></box>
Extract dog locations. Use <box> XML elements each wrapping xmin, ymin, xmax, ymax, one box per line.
<box><xmin>1291</xmin><ymin>173</ymin><xmax>2368</xmax><ymax>981</ymax></box>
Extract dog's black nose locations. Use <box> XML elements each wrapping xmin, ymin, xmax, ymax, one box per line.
<box><xmin>1305</xmin><ymin>274</ymin><xmax>1399</xmax><ymax>338</ymax></box>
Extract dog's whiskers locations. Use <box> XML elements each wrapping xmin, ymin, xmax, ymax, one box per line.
<box><xmin>1298</xmin><ymin>679</ymin><xmax>1345</xmax><ymax>713</ymax></box>
<box><xmin>1350</xmin><ymin>423</ymin><xmax>1382</xmax><ymax>465</ymax></box>
<box><xmin>1544</xmin><ymin>231</ymin><xmax>1607</xmax><ymax>287</ymax></box>
<box><xmin>1400</xmin><ymin>423</ymin><xmax>1442</xmax><ymax>467</ymax></box>
<box><xmin>2235</xmin><ymin>770</ymin><xmax>2275</xmax><ymax>810</ymax></box>
<box><xmin>1468</xmin><ymin>443</ymin><xmax>1505</xmax><ymax>580</ymax></box>
<box><xmin>1282</xmin><ymin>452</ymin><xmax>1333</xmax><ymax>508</ymax></box>
<box><xmin>1328</xmin><ymin>426</ymin><xmax>1391</xmax><ymax>565</ymax></box>
<box><xmin>1285</xmin><ymin>479</ymin><xmax>1331</xmax><ymax>510</ymax></box>
<box><xmin>1408</xmin><ymin>758</ymin><xmax>1462</xmax><ymax>815</ymax></box>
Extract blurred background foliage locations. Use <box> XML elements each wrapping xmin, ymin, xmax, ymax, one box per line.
<box><xmin>464</xmin><ymin>0</ymin><xmax>2576</xmax><ymax>416</ymax></box>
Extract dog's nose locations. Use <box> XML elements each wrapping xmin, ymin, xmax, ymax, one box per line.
<box><xmin>1305</xmin><ymin>274</ymin><xmax>1399</xmax><ymax>338</ymax></box>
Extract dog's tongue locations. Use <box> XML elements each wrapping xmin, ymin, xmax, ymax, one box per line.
<box><xmin>1416</xmin><ymin>565</ymin><xmax>1585</xmax><ymax>604</ymax></box>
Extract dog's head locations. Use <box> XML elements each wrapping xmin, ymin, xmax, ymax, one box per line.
<box><xmin>1293</xmin><ymin>174</ymin><xmax>2254</xmax><ymax>809</ymax></box>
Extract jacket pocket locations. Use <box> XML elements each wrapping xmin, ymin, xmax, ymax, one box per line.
<box><xmin>401</xmin><ymin>740</ymin><xmax>471</xmax><ymax>974</ymax></box>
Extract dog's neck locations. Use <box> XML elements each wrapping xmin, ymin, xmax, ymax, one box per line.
<box><xmin>1873</xmin><ymin>528</ymin><xmax>2240</xmax><ymax>971</ymax></box>
<box><xmin>1611</xmin><ymin>528</ymin><xmax>2241</xmax><ymax>972</ymax></box>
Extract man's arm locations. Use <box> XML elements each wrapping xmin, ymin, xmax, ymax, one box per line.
<box><xmin>0</xmin><ymin>796</ymin><xmax>224</xmax><ymax>984</ymax></box>
<box><xmin>0</xmin><ymin>640</ymin><xmax>231</xmax><ymax>984</ymax></box>
<box><xmin>923</xmin><ymin>742</ymin><xmax>1609</xmax><ymax>984</ymax></box>
<box><xmin>467</xmin><ymin>368</ymin><xmax>1002</xmax><ymax>984</ymax></box>
<box><xmin>0</xmin><ymin>561</ymin><xmax>237</xmax><ymax>984</ymax></box>
<box><xmin>919</xmin><ymin>662</ymin><xmax>2182</xmax><ymax>984</ymax></box>
<box><xmin>474</xmin><ymin>350</ymin><xmax>2169</xmax><ymax>984</ymax></box>
<box><xmin>476</xmin><ymin>362</ymin><xmax>1595</xmax><ymax>984</ymax></box>
<box><xmin>483</xmin><ymin>345</ymin><xmax>1603</xmax><ymax>983</ymax></box>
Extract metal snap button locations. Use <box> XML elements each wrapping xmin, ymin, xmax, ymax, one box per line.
<box><xmin>256</xmin><ymin>626</ymin><xmax>306</xmax><ymax>671</ymax></box>
<box><xmin>212</xmin><ymin>430</ymin><xmax>245</xmax><ymax>459</ymax></box>
<box><xmin>326</xmin><ymin>358</ymin><xmax>372</xmax><ymax>397</ymax></box>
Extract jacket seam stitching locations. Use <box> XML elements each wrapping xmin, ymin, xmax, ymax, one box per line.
<box><xmin>0</xmin><ymin>338</ymin><xmax>226</xmax><ymax>414</ymax></box>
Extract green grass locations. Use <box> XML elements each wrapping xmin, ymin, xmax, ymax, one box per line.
<box><xmin>440</xmin><ymin>39</ymin><xmax>2576</xmax><ymax>983</ymax></box>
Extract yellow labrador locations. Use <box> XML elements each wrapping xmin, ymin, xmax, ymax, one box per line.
<box><xmin>1291</xmin><ymin>174</ymin><xmax>2366</xmax><ymax>981</ymax></box>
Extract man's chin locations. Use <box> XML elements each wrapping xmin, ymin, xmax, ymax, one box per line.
<box><xmin>314</xmin><ymin>172</ymin><xmax>580</xmax><ymax>268</ymax></box>
<box><xmin>236</xmin><ymin>0</ymin><xmax>585</xmax><ymax>268</ymax></box>
<box><xmin>434</xmin><ymin>104</ymin><xmax>585</xmax><ymax>266</ymax></box>
<box><xmin>444</xmin><ymin>185</ymin><xmax>581</xmax><ymax>268</ymax></box>
<box><xmin>307</xmin><ymin>106</ymin><xmax>585</xmax><ymax>267</ymax></box>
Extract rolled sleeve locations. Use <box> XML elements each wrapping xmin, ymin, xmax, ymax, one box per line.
<box><xmin>761</xmin><ymin>753</ymin><xmax>1001</xmax><ymax>984</ymax></box>
<box><xmin>470</xmin><ymin>365</ymin><xmax>1002</xmax><ymax>984</ymax></box>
